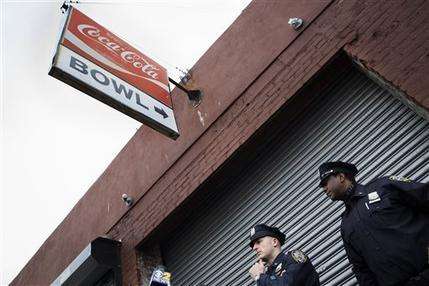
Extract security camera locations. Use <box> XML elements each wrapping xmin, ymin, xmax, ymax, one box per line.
<box><xmin>121</xmin><ymin>194</ymin><xmax>133</xmax><ymax>206</ymax></box>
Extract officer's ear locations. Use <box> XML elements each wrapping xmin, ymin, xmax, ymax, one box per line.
<box><xmin>337</xmin><ymin>173</ymin><xmax>346</xmax><ymax>183</ymax></box>
<box><xmin>272</xmin><ymin>237</ymin><xmax>280</xmax><ymax>248</ymax></box>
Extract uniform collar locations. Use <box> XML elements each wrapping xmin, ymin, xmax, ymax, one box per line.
<box><xmin>350</xmin><ymin>184</ymin><xmax>366</xmax><ymax>198</ymax></box>
<box><xmin>344</xmin><ymin>184</ymin><xmax>365</xmax><ymax>208</ymax></box>
<box><xmin>268</xmin><ymin>251</ymin><xmax>285</xmax><ymax>270</ymax></box>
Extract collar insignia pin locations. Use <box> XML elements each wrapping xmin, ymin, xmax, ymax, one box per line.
<box><xmin>275</xmin><ymin>263</ymin><xmax>282</xmax><ymax>275</ymax></box>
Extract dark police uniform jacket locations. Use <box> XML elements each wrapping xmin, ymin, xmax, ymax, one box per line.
<box><xmin>256</xmin><ymin>250</ymin><xmax>320</xmax><ymax>286</ymax></box>
<box><xmin>341</xmin><ymin>177</ymin><xmax>429</xmax><ymax>286</ymax></box>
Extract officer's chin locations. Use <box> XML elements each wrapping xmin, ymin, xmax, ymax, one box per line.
<box><xmin>327</xmin><ymin>194</ymin><xmax>341</xmax><ymax>201</ymax></box>
<box><xmin>333</xmin><ymin>194</ymin><xmax>349</xmax><ymax>201</ymax></box>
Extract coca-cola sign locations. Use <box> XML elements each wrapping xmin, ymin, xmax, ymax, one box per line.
<box><xmin>49</xmin><ymin>6</ymin><xmax>179</xmax><ymax>139</ymax></box>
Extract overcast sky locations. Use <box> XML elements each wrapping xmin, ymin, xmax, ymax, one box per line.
<box><xmin>1</xmin><ymin>0</ymin><xmax>252</xmax><ymax>284</ymax></box>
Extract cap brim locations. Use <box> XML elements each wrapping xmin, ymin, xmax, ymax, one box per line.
<box><xmin>249</xmin><ymin>231</ymin><xmax>285</xmax><ymax>248</ymax></box>
<box><xmin>319</xmin><ymin>173</ymin><xmax>332</xmax><ymax>187</ymax></box>
<box><xmin>249</xmin><ymin>232</ymin><xmax>269</xmax><ymax>248</ymax></box>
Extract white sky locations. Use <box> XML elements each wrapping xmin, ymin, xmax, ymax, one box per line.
<box><xmin>0</xmin><ymin>0</ymin><xmax>252</xmax><ymax>284</ymax></box>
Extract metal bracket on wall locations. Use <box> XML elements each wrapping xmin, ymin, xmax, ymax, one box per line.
<box><xmin>60</xmin><ymin>0</ymin><xmax>79</xmax><ymax>13</ymax></box>
<box><xmin>168</xmin><ymin>77</ymin><xmax>203</xmax><ymax>108</ymax></box>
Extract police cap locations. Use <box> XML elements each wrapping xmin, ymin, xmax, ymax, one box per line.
<box><xmin>249</xmin><ymin>224</ymin><xmax>286</xmax><ymax>248</ymax></box>
<box><xmin>318</xmin><ymin>161</ymin><xmax>358</xmax><ymax>187</ymax></box>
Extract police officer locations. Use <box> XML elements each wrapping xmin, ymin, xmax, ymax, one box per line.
<box><xmin>248</xmin><ymin>224</ymin><xmax>320</xmax><ymax>285</ymax></box>
<box><xmin>318</xmin><ymin>161</ymin><xmax>429</xmax><ymax>286</ymax></box>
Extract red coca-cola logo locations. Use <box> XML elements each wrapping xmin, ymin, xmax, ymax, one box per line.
<box><xmin>63</xmin><ymin>7</ymin><xmax>172</xmax><ymax>107</ymax></box>
<box><xmin>77</xmin><ymin>24</ymin><xmax>161</xmax><ymax>81</ymax></box>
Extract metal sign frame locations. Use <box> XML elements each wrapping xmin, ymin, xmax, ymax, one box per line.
<box><xmin>49</xmin><ymin>6</ymin><xmax>179</xmax><ymax>139</ymax></box>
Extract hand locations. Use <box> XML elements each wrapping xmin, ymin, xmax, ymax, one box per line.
<box><xmin>249</xmin><ymin>260</ymin><xmax>265</xmax><ymax>281</ymax></box>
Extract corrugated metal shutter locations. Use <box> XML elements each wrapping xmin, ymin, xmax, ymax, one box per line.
<box><xmin>161</xmin><ymin>68</ymin><xmax>429</xmax><ymax>286</ymax></box>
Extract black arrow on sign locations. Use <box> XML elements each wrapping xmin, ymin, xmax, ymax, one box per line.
<box><xmin>155</xmin><ymin>106</ymin><xmax>168</xmax><ymax>119</ymax></box>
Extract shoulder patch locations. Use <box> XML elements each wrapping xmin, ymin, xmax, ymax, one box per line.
<box><xmin>389</xmin><ymin>176</ymin><xmax>411</xmax><ymax>183</ymax></box>
<box><xmin>291</xmin><ymin>250</ymin><xmax>307</xmax><ymax>263</ymax></box>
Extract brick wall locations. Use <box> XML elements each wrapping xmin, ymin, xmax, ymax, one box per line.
<box><xmin>136</xmin><ymin>242</ymin><xmax>163</xmax><ymax>286</ymax></box>
<box><xmin>108</xmin><ymin>0</ymin><xmax>429</xmax><ymax>284</ymax></box>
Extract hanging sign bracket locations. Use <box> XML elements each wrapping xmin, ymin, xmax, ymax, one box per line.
<box><xmin>60</xmin><ymin>1</ymin><xmax>79</xmax><ymax>13</ymax></box>
<box><xmin>168</xmin><ymin>77</ymin><xmax>203</xmax><ymax>107</ymax></box>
